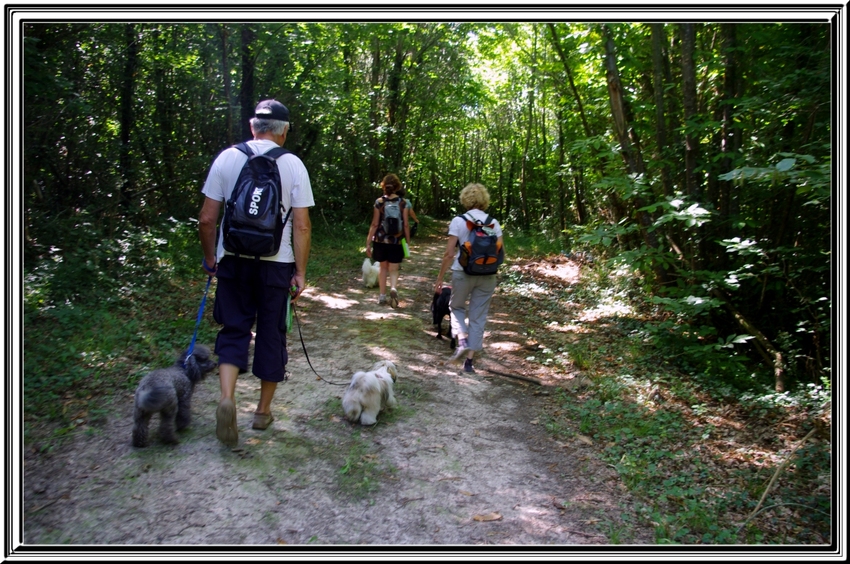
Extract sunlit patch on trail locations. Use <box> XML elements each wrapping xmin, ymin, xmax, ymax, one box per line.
<box><xmin>490</xmin><ymin>341</ymin><xmax>522</xmax><ymax>353</ymax></box>
<box><xmin>362</xmin><ymin>310</ymin><xmax>412</xmax><ymax>321</ymax></box>
<box><xmin>309</xmin><ymin>293</ymin><xmax>359</xmax><ymax>309</ymax></box>
<box><xmin>578</xmin><ymin>293</ymin><xmax>635</xmax><ymax>322</ymax></box>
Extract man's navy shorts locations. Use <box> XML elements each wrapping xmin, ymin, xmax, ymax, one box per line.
<box><xmin>213</xmin><ymin>256</ymin><xmax>295</xmax><ymax>383</ymax></box>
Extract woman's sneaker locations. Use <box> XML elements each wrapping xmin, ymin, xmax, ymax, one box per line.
<box><xmin>378</xmin><ymin>294</ymin><xmax>387</xmax><ymax>305</ymax></box>
<box><xmin>463</xmin><ymin>358</ymin><xmax>475</xmax><ymax>373</ymax></box>
<box><xmin>448</xmin><ymin>338</ymin><xmax>469</xmax><ymax>365</ymax></box>
<box><xmin>390</xmin><ymin>288</ymin><xmax>399</xmax><ymax>308</ymax></box>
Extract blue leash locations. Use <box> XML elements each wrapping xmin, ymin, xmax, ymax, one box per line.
<box><xmin>185</xmin><ymin>275</ymin><xmax>212</xmax><ymax>366</ymax></box>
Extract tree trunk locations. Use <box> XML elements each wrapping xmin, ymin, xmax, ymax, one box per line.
<box><xmin>651</xmin><ymin>24</ymin><xmax>673</xmax><ymax>198</ymax></box>
<box><xmin>152</xmin><ymin>26</ymin><xmax>174</xmax><ymax>212</ymax></box>
<box><xmin>603</xmin><ymin>24</ymin><xmax>667</xmax><ymax>284</ymax></box>
<box><xmin>239</xmin><ymin>24</ymin><xmax>255</xmax><ymax>142</ymax></box>
<box><xmin>368</xmin><ymin>35</ymin><xmax>382</xmax><ymax>181</ymax></box>
<box><xmin>604</xmin><ymin>25</ymin><xmax>644</xmax><ymax>176</ymax></box>
<box><xmin>574</xmin><ymin>164</ymin><xmax>587</xmax><ymax>226</ymax></box>
<box><xmin>556</xmin><ymin>106</ymin><xmax>567</xmax><ymax>235</ymax></box>
<box><xmin>120</xmin><ymin>23</ymin><xmax>138</xmax><ymax>210</ymax></box>
<box><xmin>219</xmin><ymin>25</ymin><xmax>233</xmax><ymax>146</ymax></box>
<box><xmin>518</xmin><ymin>28</ymin><xmax>537</xmax><ymax>231</ymax></box>
<box><xmin>681</xmin><ymin>23</ymin><xmax>701</xmax><ymax>201</ymax></box>
<box><xmin>385</xmin><ymin>37</ymin><xmax>406</xmax><ymax>171</ymax></box>
<box><xmin>711</xmin><ymin>288</ymin><xmax>787</xmax><ymax>392</ymax></box>
<box><xmin>519</xmin><ymin>111</ymin><xmax>532</xmax><ymax>231</ymax></box>
<box><xmin>547</xmin><ymin>23</ymin><xmax>592</xmax><ymax>138</ymax></box>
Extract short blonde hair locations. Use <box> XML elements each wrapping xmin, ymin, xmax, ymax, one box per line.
<box><xmin>460</xmin><ymin>183</ymin><xmax>490</xmax><ymax>211</ymax></box>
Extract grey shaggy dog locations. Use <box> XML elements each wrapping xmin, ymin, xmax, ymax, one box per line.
<box><xmin>132</xmin><ymin>344</ymin><xmax>217</xmax><ymax>447</ymax></box>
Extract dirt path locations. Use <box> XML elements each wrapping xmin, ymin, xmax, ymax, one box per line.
<box><xmin>22</xmin><ymin>233</ymin><xmax>654</xmax><ymax>548</ymax></box>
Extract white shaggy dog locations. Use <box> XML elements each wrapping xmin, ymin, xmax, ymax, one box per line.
<box><xmin>362</xmin><ymin>258</ymin><xmax>380</xmax><ymax>288</ymax></box>
<box><xmin>342</xmin><ymin>360</ymin><xmax>398</xmax><ymax>425</ymax></box>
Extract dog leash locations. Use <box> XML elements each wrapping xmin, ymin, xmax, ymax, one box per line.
<box><xmin>184</xmin><ymin>275</ymin><xmax>212</xmax><ymax>368</ymax></box>
<box><xmin>290</xmin><ymin>300</ymin><xmax>349</xmax><ymax>386</ymax></box>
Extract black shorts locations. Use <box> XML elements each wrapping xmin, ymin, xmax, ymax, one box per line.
<box><xmin>372</xmin><ymin>242</ymin><xmax>404</xmax><ymax>264</ymax></box>
<box><xmin>212</xmin><ymin>256</ymin><xmax>295</xmax><ymax>383</ymax></box>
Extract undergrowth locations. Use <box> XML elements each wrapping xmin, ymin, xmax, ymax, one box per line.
<box><xmin>498</xmin><ymin>235</ymin><xmax>832</xmax><ymax>545</ymax></box>
<box><xmin>22</xmin><ymin>219</ymin><xmax>833</xmax><ymax>545</ymax></box>
<box><xmin>22</xmin><ymin>216</ymin><xmax>369</xmax><ymax>448</ymax></box>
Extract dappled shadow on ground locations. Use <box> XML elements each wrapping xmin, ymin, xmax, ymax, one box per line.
<box><xmin>296</xmin><ymin>232</ymin><xmax>566</xmax><ymax>390</ymax></box>
<box><xmin>23</xmin><ymin>226</ymin><xmax>660</xmax><ymax>546</ymax></box>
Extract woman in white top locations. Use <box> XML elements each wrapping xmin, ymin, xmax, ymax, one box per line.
<box><xmin>433</xmin><ymin>183</ymin><xmax>505</xmax><ymax>373</ymax></box>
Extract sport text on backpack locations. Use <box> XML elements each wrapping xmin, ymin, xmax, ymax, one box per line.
<box><xmin>381</xmin><ymin>196</ymin><xmax>404</xmax><ymax>238</ymax></box>
<box><xmin>457</xmin><ymin>213</ymin><xmax>504</xmax><ymax>275</ymax></box>
<box><xmin>222</xmin><ymin>142</ymin><xmax>293</xmax><ymax>258</ymax></box>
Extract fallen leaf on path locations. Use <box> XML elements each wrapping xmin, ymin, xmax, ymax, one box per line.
<box><xmin>473</xmin><ymin>512</ymin><xmax>503</xmax><ymax>522</ymax></box>
<box><xmin>459</xmin><ymin>490</ymin><xmax>474</xmax><ymax>496</ymax></box>
<box><xmin>576</xmin><ymin>434</ymin><xmax>593</xmax><ymax>445</ymax></box>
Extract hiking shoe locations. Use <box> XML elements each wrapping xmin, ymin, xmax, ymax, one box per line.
<box><xmin>463</xmin><ymin>358</ymin><xmax>476</xmax><ymax>373</ymax></box>
<box><xmin>378</xmin><ymin>295</ymin><xmax>387</xmax><ymax>305</ymax></box>
<box><xmin>216</xmin><ymin>398</ymin><xmax>238</xmax><ymax>447</ymax></box>
<box><xmin>448</xmin><ymin>338</ymin><xmax>469</xmax><ymax>365</ymax></box>
<box><xmin>389</xmin><ymin>288</ymin><xmax>399</xmax><ymax>308</ymax></box>
<box><xmin>252</xmin><ymin>412</ymin><xmax>274</xmax><ymax>430</ymax></box>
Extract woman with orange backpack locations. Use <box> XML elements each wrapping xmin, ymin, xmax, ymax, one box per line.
<box><xmin>433</xmin><ymin>183</ymin><xmax>504</xmax><ymax>374</ymax></box>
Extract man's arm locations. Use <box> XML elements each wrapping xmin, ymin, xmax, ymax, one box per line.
<box><xmin>199</xmin><ymin>196</ymin><xmax>221</xmax><ymax>274</ymax></box>
<box><xmin>291</xmin><ymin>207</ymin><xmax>311</xmax><ymax>299</ymax></box>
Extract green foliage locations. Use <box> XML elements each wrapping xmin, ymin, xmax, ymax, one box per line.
<box><xmin>23</xmin><ymin>24</ymin><xmax>831</xmax><ymax>382</ymax></box>
<box><xmin>309</xmin><ymin>220</ymin><xmax>372</xmax><ymax>281</ymax></box>
<box><xmin>23</xmin><ymin>219</ymin><xmax>216</xmax><ymax>428</ymax></box>
<box><xmin>22</xmin><ymin>216</ymin><xmax>378</xmax><ymax>433</ymax></box>
<box><xmin>575</xmin><ymin>151</ymin><xmax>830</xmax><ymax>390</ymax></box>
<box><xmin>523</xmin><ymin>256</ymin><xmax>831</xmax><ymax>545</ymax></box>
<box><xmin>503</xmin><ymin>229</ymin><xmax>566</xmax><ymax>259</ymax></box>
<box><xmin>551</xmin><ymin>365</ymin><xmax>830</xmax><ymax>544</ymax></box>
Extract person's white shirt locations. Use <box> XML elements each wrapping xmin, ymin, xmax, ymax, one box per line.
<box><xmin>201</xmin><ymin>139</ymin><xmax>314</xmax><ymax>264</ymax></box>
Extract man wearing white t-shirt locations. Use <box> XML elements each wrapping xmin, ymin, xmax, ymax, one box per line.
<box><xmin>198</xmin><ymin>99</ymin><xmax>314</xmax><ymax>447</ymax></box>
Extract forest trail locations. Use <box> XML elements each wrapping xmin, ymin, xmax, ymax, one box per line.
<box><xmin>22</xmin><ymin>230</ymin><xmax>655</xmax><ymax>550</ymax></box>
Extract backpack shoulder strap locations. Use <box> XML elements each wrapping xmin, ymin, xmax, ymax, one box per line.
<box><xmin>264</xmin><ymin>146</ymin><xmax>290</xmax><ymax>159</ymax></box>
<box><xmin>234</xmin><ymin>142</ymin><xmax>253</xmax><ymax>156</ymax></box>
<box><xmin>234</xmin><ymin>143</ymin><xmax>291</xmax><ymax>160</ymax></box>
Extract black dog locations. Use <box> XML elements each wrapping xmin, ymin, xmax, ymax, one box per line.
<box><xmin>430</xmin><ymin>287</ymin><xmax>456</xmax><ymax>348</ymax></box>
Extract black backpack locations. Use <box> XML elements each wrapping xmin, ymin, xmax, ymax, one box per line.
<box><xmin>222</xmin><ymin>142</ymin><xmax>292</xmax><ymax>258</ymax></box>
<box><xmin>457</xmin><ymin>213</ymin><xmax>504</xmax><ymax>275</ymax></box>
<box><xmin>380</xmin><ymin>196</ymin><xmax>404</xmax><ymax>237</ymax></box>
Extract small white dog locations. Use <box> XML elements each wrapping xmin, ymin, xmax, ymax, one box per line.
<box><xmin>362</xmin><ymin>258</ymin><xmax>380</xmax><ymax>288</ymax></box>
<box><xmin>342</xmin><ymin>360</ymin><xmax>398</xmax><ymax>425</ymax></box>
